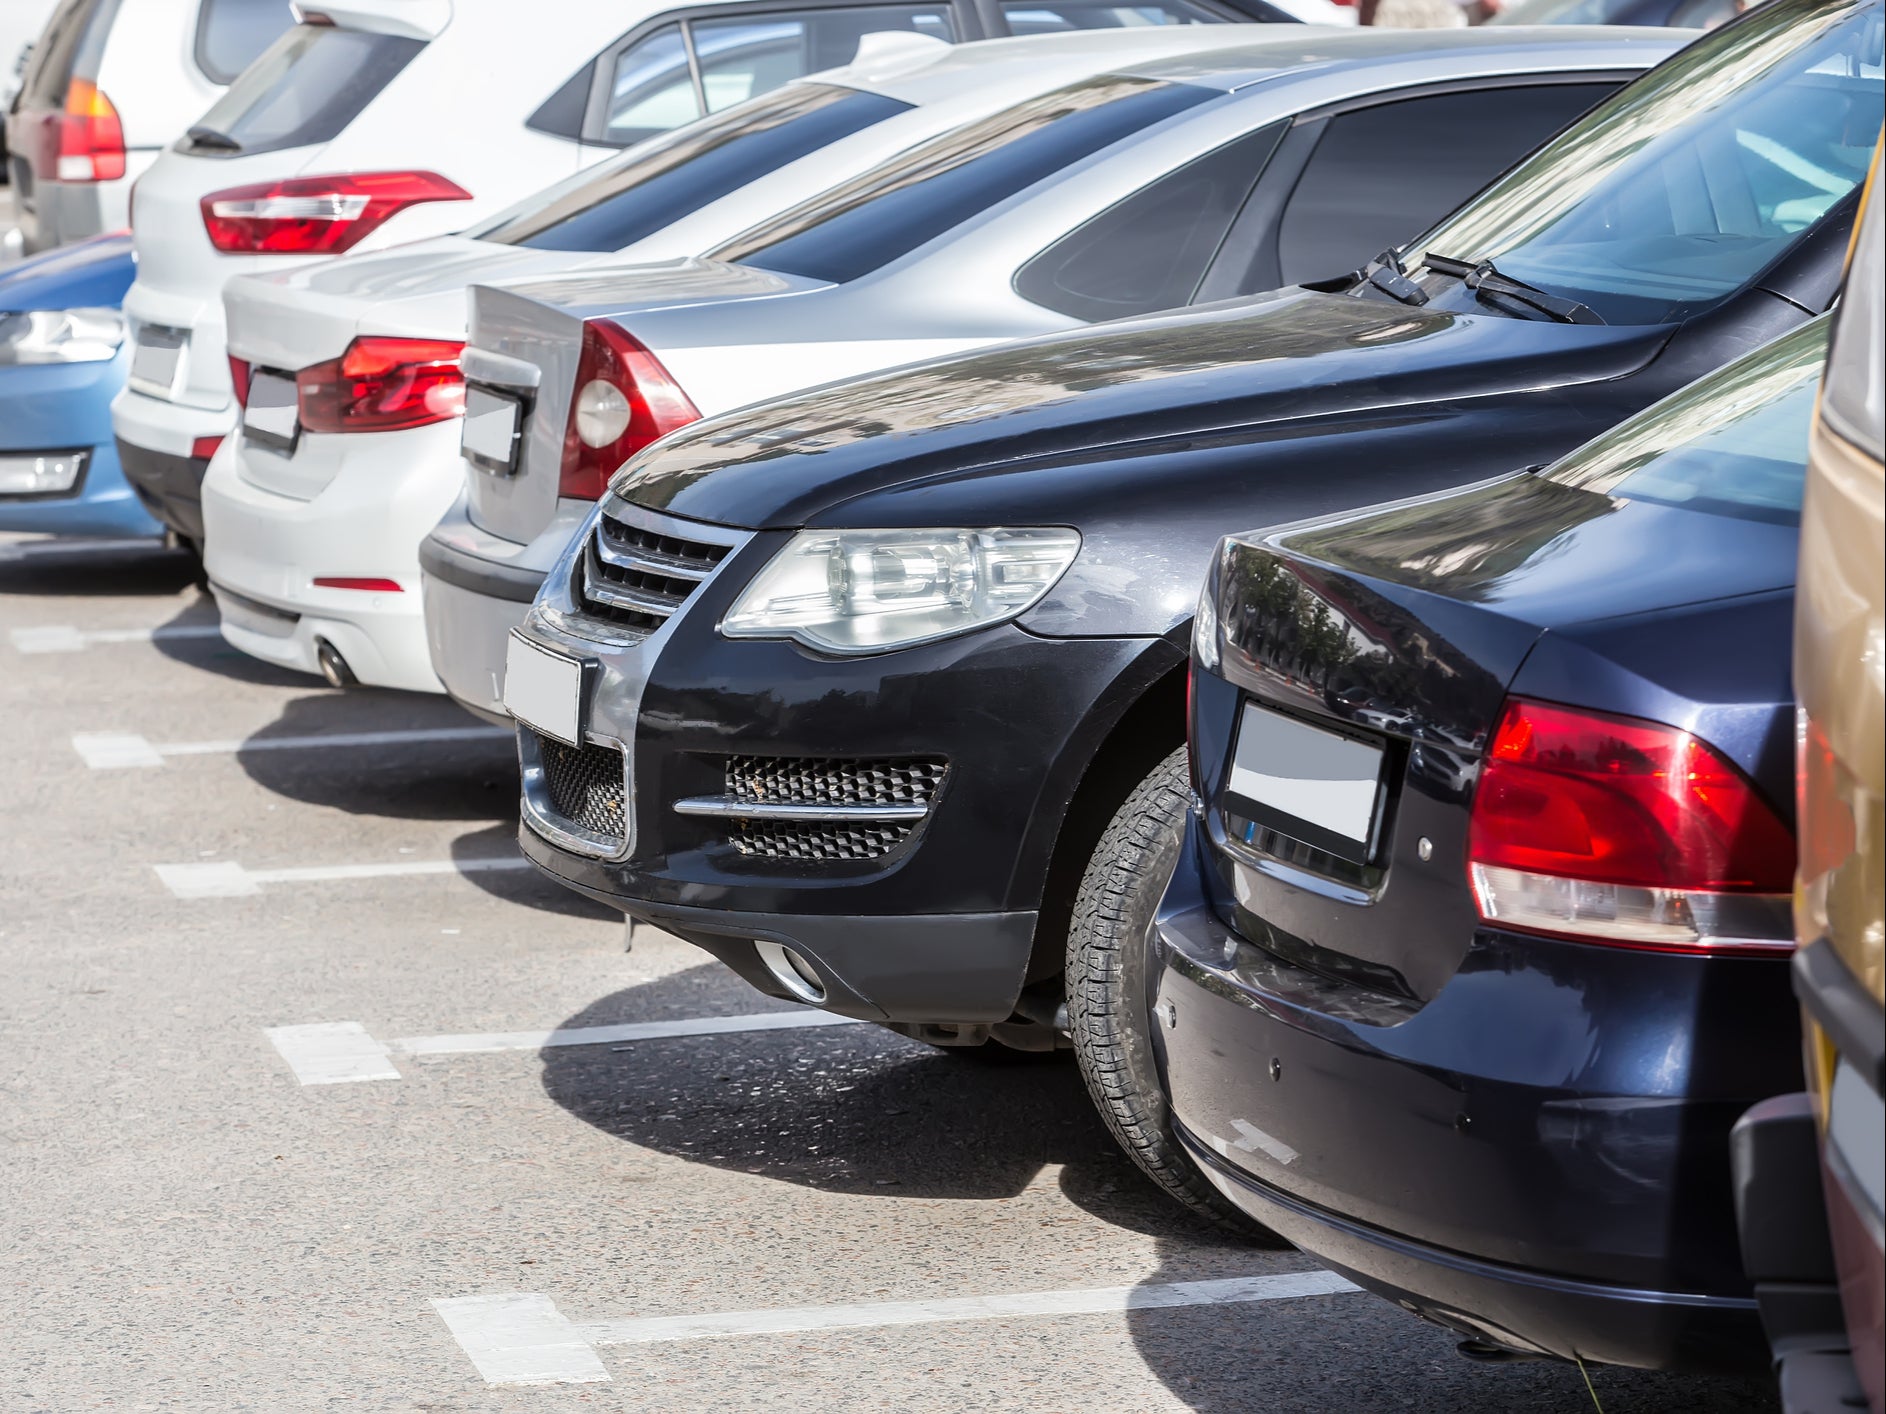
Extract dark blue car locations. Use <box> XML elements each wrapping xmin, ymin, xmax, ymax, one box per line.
<box><xmin>0</xmin><ymin>232</ymin><xmax>158</xmax><ymax>539</ymax></box>
<box><xmin>1156</xmin><ymin>316</ymin><xmax>1827</xmax><ymax>1373</ymax></box>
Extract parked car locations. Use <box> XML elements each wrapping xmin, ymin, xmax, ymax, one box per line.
<box><xmin>0</xmin><ymin>232</ymin><xmax>157</xmax><ymax>538</ymax></box>
<box><xmin>108</xmin><ymin>0</ymin><xmax>1298</xmax><ymax>556</ymax></box>
<box><xmin>199</xmin><ymin>25</ymin><xmax>1297</xmax><ymax>694</ymax></box>
<box><xmin>428</xmin><ymin>23</ymin><xmax>1674</xmax><ymax>719</ymax></box>
<box><xmin>1164</xmin><ymin>313</ymin><xmax>1827</xmax><ymax>1370</ymax></box>
<box><xmin>0</xmin><ymin>0</ymin><xmax>59</xmax><ymax>186</ymax></box>
<box><xmin>501</xmin><ymin>0</ymin><xmax>1874</xmax><ymax>1233</ymax></box>
<box><xmin>1493</xmin><ymin>0</ymin><xmax>1741</xmax><ymax>27</ymax></box>
<box><xmin>1734</xmin><ymin>148</ymin><xmax>1885</xmax><ymax>1413</ymax></box>
<box><xmin>4</xmin><ymin>0</ymin><xmax>294</xmax><ymax>250</ymax></box>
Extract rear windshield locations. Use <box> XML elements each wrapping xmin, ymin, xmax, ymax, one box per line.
<box><xmin>712</xmin><ymin>75</ymin><xmax>1216</xmax><ymax>284</ymax></box>
<box><xmin>1407</xmin><ymin>0</ymin><xmax>1884</xmax><ymax>324</ymax></box>
<box><xmin>475</xmin><ymin>84</ymin><xmax>911</xmax><ymax>253</ymax></box>
<box><xmin>180</xmin><ymin>23</ymin><xmax>423</xmax><ymax>157</ymax></box>
<box><xmin>194</xmin><ymin>0</ymin><xmax>296</xmax><ymax>85</ymax></box>
<box><xmin>15</xmin><ymin>0</ymin><xmax>119</xmax><ymax>111</ymax></box>
<box><xmin>1543</xmin><ymin>316</ymin><xmax>1830</xmax><ymax>525</ymax></box>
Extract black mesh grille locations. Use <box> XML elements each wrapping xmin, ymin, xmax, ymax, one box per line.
<box><xmin>576</xmin><ymin>510</ymin><xmax>731</xmax><ymax>631</ymax></box>
<box><xmin>536</xmin><ymin>733</ymin><xmax>626</xmax><ymax>841</ymax></box>
<box><xmin>730</xmin><ymin>818</ymin><xmax>917</xmax><ymax>861</ymax></box>
<box><xmin>725</xmin><ymin>756</ymin><xmax>946</xmax><ymax>810</ymax></box>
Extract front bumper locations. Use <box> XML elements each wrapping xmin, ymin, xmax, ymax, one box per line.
<box><xmin>0</xmin><ymin>353</ymin><xmax>160</xmax><ymax>538</ymax></box>
<box><xmin>511</xmin><ymin>497</ymin><xmax>1179</xmax><ymax>1023</ymax></box>
<box><xmin>417</xmin><ymin>492</ymin><xmax>590</xmax><ymax>722</ymax></box>
<box><xmin>199</xmin><ymin>433</ymin><xmax>461</xmax><ymax>694</ymax></box>
<box><xmin>1154</xmin><ymin>813</ymin><xmax>1792</xmax><ymax>1373</ymax></box>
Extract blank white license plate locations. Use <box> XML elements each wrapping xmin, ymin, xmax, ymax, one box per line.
<box><xmin>1227</xmin><ymin>703</ymin><xmax>1385</xmax><ymax>863</ymax></box>
<box><xmin>129</xmin><ymin>325</ymin><xmax>186</xmax><ymax>396</ymax></box>
<box><xmin>504</xmin><ymin>632</ymin><xmax>588</xmax><ymax>746</ymax></box>
<box><xmin>462</xmin><ymin>385</ymin><xmax>523</xmax><ymax>474</ymax></box>
<box><xmin>242</xmin><ymin>370</ymin><xmax>299</xmax><ymax>453</ymax></box>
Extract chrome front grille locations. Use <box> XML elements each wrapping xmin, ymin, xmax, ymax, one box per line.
<box><xmin>675</xmin><ymin>755</ymin><xmax>947</xmax><ymax>862</ymax></box>
<box><xmin>576</xmin><ymin>505</ymin><xmax>732</xmax><ymax>632</ymax></box>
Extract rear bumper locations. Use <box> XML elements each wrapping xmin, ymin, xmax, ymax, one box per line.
<box><xmin>1154</xmin><ymin>813</ymin><xmax>1793</xmax><ymax>1373</ymax></box>
<box><xmin>0</xmin><ymin>354</ymin><xmax>159</xmax><ymax>538</ymax></box>
<box><xmin>114</xmin><ymin>436</ymin><xmax>208</xmax><ymax>542</ymax></box>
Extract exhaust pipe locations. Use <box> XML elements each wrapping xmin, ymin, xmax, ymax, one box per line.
<box><xmin>754</xmin><ymin>940</ymin><xmax>827</xmax><ymax>1004</ymax></box>
<box><xmin>314</xmin><ymin>637</ymin><xmax>358</xmax><ymax>689</ymax></box>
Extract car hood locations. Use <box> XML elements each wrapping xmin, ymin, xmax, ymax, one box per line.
<box><xmin>0</xmin><ymin>232</ymin><xmax>135</xmax><ymax>310</ymax></box>
<box><xmin>615</xmin><ymin>287</ymin><xmax>1667</xmax><ymax>531</ymax></box>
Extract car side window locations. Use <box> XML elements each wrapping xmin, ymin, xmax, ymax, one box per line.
<box><xmin>194</xmin><ymin>0</ymin><xmax>296</xmax><ymax>86</ymax></box>
<box><xmin>1273</xmin><ymin>84</ymin><xmax>1618</xmax><ymax>289</ymax></box>
<box><xmin>602</xmin><ymin>6</ymin><xmax>956</xmax><ymax>147</ymax></box>
<box><xmin>998</xmin><ymin>0</ymin><xmax>1219</xmax><ymax>32</ymax></box>
<box><xmin>1013</xmin><ymin>123</ymin><xmax>1283</xmax><ymax>323</ymax></box>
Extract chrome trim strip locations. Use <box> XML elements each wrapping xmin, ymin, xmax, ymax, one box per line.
<box><xmin>593</xmin><ymin>529</ymin><xmax>717</xmax><ymax>580</ymax></box>
<box><xmin>673</xmin><ymin>797</ymin><xmax>930</xmax><ymax>822</ymax></box>
<box><xmin>580</xmin><ymin>547</ymin><xmax>687</xmax><ymax>617</ymax></box>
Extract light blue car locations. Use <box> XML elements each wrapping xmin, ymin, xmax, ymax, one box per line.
<box><xmin>0</xmin><ymin>233</ymin><xmax>160</xmax><ymax>539</ymax></box>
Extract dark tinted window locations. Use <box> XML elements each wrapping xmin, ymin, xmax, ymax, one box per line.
<box><xmin>717</xmin><ymin>76</ymin><xmax>1218</xmax><ymax>283</ymax></box>
<box><xmin>16</xmin><ymin>0</ymin><xmax>119</xmax><ymax>110</ymax></box>
<box><xmin>480</xmin><ymin>85</ymin><xmax>911</xmax><ymax>252</ymax></box>
<box><xmin>181</xmin><ymin>23</ymin><xmax>423</xmax><ymax>157</ymax></box>
<box><xmin>1274</xmin><ymin>84</ymin><xmax>1614</xmax><ymax>287</ymax></box>
<box><xmin>1015</xmin><ymin>123</ymin><xmax>1281</xmax><ymax>321</ymax></box>
<box><xmin>999</xmin><ymin>0</ymin><xmax>1220</xmax><ymax>32</ymax></box>
<box><xmin>193</xmin><ymin>0</ymin><xmax>295</xmax><ymax>84</ymax></box>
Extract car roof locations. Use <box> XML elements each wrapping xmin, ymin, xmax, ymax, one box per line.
<box><xmin>848</xmin><ymin>24</ymin><xmax>1289</xmax><ymax>103</ymax></box>
<box><xmin>1119</xmin><ymin>22</ymin><xmax>1686</xmax><ymax>93</ymax></box>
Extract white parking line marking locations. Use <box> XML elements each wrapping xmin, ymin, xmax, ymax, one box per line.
<box><xmin>270</xmin><ymin>1010</ymin><xmax>865</xmax><ymax>1084</ymax></box>
<box><xmin>11</xmin><ymin>623</ymin><xmax>222</xmax><ymax>654</ymax></box>
<box><xmin>74</xmin><ymin>725</ymin><xmax>509</xmax><ymax>769</ymax></box>
<box><xmin>155</xmin><ymin>854</ymin><xmax>533</xmax><ymax>899</ymax></box>
<box><xmin>439</xmin><ymin>1273</ymin><xmax>1360</xmax><ymax>1384</ymax></box>
<box><xmin>395</xmin><ymin>1010</ymin><xmax>867</xmax><ymax>1056</ymax></box>
<box><xmin>0</xmin><ymin>537</ymin><xmax>164</xmax><ymax>562</ymax></box>
<box><xmin>266</xmin><ymin>1022</ymin><xmax>401</xmax><ymax>1085</ymax></box>
<box><xmin>432</xmin><ymin>1294</ymin><xmax>610</xmax><ymax>1387</ymax></box>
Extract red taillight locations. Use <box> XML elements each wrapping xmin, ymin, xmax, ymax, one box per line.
<box><xmin>296</xmin><ymin>336</ymin><xmax>465</xmax><ymax>435</ymax></box>
<box><xmin>199</xmin><ymin>172</ymin><xmax>471</xmax><ymax>255</ymax></box>
<box><xmin>228</xmin><ymin>357</ymin><xmax>253</xmax><ymax>408</ymax></box>
<box><xmin>312</xmin><ymin>577</ymin><xmax>403</xmax><ymax>593</ymax></box>
<box><xmin>190</xmin><ymin>436</ymin><xmax>224</xmax><ymax>461</ymax></box>
<box><xmin>1796</xmin><ymin>710</ymin><xmax>1858</xmax><ymax>884</ymax></box>
<box><xmin>558</xmin><ymin>319</ymin><xmax>701</xmax><ymax>500</ymax></box>
<box><xmin>1467</xmin><ymin>697</ymin><xmax>1795</xmax><ymax>954</ymax></box>
<box><xmin>23</xmin><ymin>79</ymin><xmax>126</xmax><ymax>183</ymax></box>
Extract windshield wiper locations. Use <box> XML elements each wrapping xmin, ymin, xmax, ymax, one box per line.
<box><xmin>185</xmin><ymin>125</ymin><xmax>242</xmax><ymax>153</ymax></box>
<box><xmin>1424</xmin><ymin>253</ymin><xmax>1604</xmax><ymax>326</ymax></box>
<box><xmin>1355</xmin><ymin>248</ymin><xmax>1427</xmax><ymax>306</ymax></box>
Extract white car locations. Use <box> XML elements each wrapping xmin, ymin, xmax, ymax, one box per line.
<box><xmin>4</xmin><ymin>0</ymin><xmax>294</xmax><ymax>253</ymax></box>
<box><xmin>203</xmin><ymin>27</ymin><xmax>1281</xmax><ymax>695</ymax></box>
<box><xmin>426</xmin><ymin>24</ymin><xmax>1674</xmax><ymax>721</ymax></box>
<box><xmin>110</xmin><ymin>0</ymin><xmax>1299</xmax><ymax>554</ymax></box>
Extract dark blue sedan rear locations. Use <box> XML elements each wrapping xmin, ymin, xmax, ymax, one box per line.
<box><xmin>1158</xmin><ymin>317</ymin><xmax>1828</xmax><ymax>1372</ymax></box>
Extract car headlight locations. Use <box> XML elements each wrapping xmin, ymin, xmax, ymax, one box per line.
<box><xmin>720</xmin><ymin>527</ymin><xmax>1081</xmax><ymax>655</ymax></box>
<box><xmin>0</xmin><ymin>307</ymin><xmax>126</xmax><ymax>365</ymax></box>
<box><xmin>1192</xmin><ymin>573</ymin><xmax>1220</xmax><ymax>673</ymax></box>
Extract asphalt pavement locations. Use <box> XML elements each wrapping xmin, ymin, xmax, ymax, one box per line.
<box><xmin>0</xmin><ymin>532</ymin><xmax>1788</xmax><ymax>1411</ymax></box>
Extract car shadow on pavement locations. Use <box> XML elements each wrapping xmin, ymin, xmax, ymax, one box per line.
<box><xmin>0</xmin><ymin>539</ymin><xmax>190</xmax><ymax>598</ymax></box>
<box><xmin>451</xmin><ymin>822</ymin><xmax>618</xmax><ymax>920</ymax></box>
<box><xmin>540</xmin><ymin>974</ymin><xmax>1249</xmax><ymax>1238</ymax></box>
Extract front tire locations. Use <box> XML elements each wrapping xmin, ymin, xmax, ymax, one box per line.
<box><xmin>1067</xmin><ymin>746</ymin><xmax>1275</xmax><ymax>1237</ymax></box>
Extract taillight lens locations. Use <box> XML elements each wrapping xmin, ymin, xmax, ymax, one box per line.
<box><xmin>200</xmin><ymin>172</ymin><xmax>471</xmax><ymax>255</ymax></box>
<box><xmin>1468</xmin><ymin>697</ymin><xmax>1795</xmax><ymax>954</ymax></box>
<box><xmin>559</xmin><ymin>320</ymin><xmax>700</xmax><ymax>500</ymax></box>
<box><xmin>228</xmin><ymin>356</ymin><xmax>253</xmax><ymax>407</ymax></box>
<box><xmin>296</xmin><ymin>337</ymin><xmax>465</xmax><ymax>435</ymax></box>
<box><xmin>23</xmin><ymin>79</ymin><xmax>126</xmax><ymax>183</ymax></box>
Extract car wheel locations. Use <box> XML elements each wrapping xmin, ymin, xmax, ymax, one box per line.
<box><xmin>1067</xmin><ymin>745</ymin><xmax>1277</xmax><ymax>1238</ymax></box>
